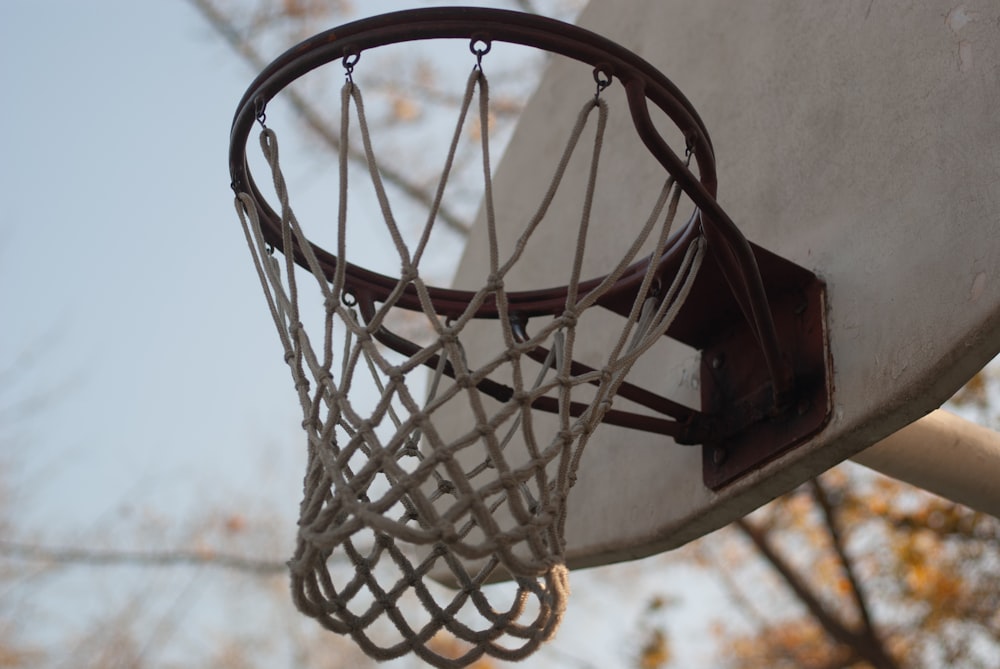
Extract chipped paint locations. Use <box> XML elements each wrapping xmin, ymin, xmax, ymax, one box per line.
<box><xmin>947</xmin><ymin>5</ymin><xmax>978</xmax><ymax>72</ymax></box>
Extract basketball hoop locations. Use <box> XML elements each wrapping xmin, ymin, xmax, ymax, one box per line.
<box><xmin>229</xmin><ymin>8</ymin><xmax>829</xmax><ymax>667</ymax></box>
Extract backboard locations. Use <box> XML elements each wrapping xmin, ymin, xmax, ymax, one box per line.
<box><xmin>446</xmin><ymin>0</ymin><xmax>1000</xmax><ymax>570</ymax></box>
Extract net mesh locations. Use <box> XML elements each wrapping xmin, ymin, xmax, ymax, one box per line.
<box><xmin>233</xmin><ymin>65</ymin><xmax>705</xmax><ymax>667</ymax></box>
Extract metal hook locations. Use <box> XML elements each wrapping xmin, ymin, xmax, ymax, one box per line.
<box><xmin>509</xmin><ymin>314</ymin><xmax>529</xmax><ymax>344</ymax></box>
<box><xmin>343</xmin><ymin>49</ymin><xmax>360</xmax><ymax>82</ymax></box>
<box><xmin>469</xmin><ymin>35</ymin><xmax>491</xmax><ymax>70</ymax></box>
<box><xmin>684</xmin><ymin>135</ymin><xmax>695</xmax><ymax>163</ymax></box>
<box><xmin>253</xmin><ymin>96</ymin><xmax>267</xmax><ymax>128</ymax></box>
<box><xmin>593</xmin><ymin>65</ymin><xmax>612</xmax><ymax>100</ymax></box>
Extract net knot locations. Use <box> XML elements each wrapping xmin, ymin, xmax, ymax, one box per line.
<box><xmin>438</xmin><ymin>524</ymin><xmax>460</xmax><ymax>543</ymax></box>
<box><xmin>529</xmin><ymin>509</ymin><xmax>553</xmax><ymax>526</ymax></box>
<box><xmin>400</xmin><ymin>266</ymin><xmax>419</xmax><ymax>283</ymax></box>
<box><xmin>499</xmin><ymin>471</ymin><xmax>520</xmax><ymax>490</ymax></box>
<box><xmin>315</xmin><ymin>372</ymin><xmax>334</xmax><ymax>392</ymax></box>
<box><xmin>560</xmin><ymin>310</ymin><xmax>578</xmax><ymax>328</ymax></box>
<box><xmin>486</xmin><ymin>274</ymin><xmax>504</xmax><ymax>292</ymax></box>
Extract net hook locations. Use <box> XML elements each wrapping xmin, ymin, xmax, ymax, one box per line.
<box><xmin>470</xmin><ymin>35</ymin><xmax>491</xmax><ymax>70</ymax></box>
<box><xmin>253</xmin><ymin>96</ymin><xmax>267</xmax><ymax>128</ymax></box>
<box><xmin>593</xmin><ymin>65</ymin><xmax>612</xmax><ymax>100</ymax></box>
<box><xmin>342</xmin><ymin>49</ymin><xmax>360</xmax><ymax>82</ymax></box>
<box><xmin>509</xmin><ymin>314</ymin><xmax>529</xmax><ymax>343</ymax></box>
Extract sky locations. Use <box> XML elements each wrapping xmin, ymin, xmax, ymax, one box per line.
<box><xmin>0</xmin><ymin>2</ymin><xmax>729</xmax><ymax>666</ymax></box>
<box><xmin>1</xmin><ymin>1</ymin><xmax>308</xmax><ymax>525</ymax></box>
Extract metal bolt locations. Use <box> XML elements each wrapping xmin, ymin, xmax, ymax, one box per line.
<box><xmin>712</xmin><ymin>447</ymin><xmax>727</xmax><ymax>465</ymax></box>
<box><xmin>712</xmin><ymin>354</ymin><xmax>725</xmax><ymax>369</ymax></box>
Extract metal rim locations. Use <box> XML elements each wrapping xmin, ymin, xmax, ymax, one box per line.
<box><xmin>229</xmin><ymin>6</ymin><xmax>720</xmax><ymax>319</ymax></box>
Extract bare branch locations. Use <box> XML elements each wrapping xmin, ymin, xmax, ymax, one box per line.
<box><xmin>809</xmin><ymin>478</ymin><xmax>879</xmax><ymax>639</ymax></box>
<box><xmin>186</xmin><ymin>0</ymin><xmax>471</xmax><ymax>236</ymax></box>
<box><xmin>735</xmin><ymin>517</ymin><xmax>901</xmax><ymax>669</ymax></box>
<box><xmin>0</xmin><ymin>540</ymin><xmax>285</xmax><ymax>575</ymax></box>
<box><xmin>735</xmin><ymin>519</ymin><xmax>864</xmax><ymax>664</ymax></box>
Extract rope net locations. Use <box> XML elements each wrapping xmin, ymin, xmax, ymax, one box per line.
<box><xmin>233</xmin><ymin>65</ymin><xmax>705</xmax><ymax>667</ymax></box>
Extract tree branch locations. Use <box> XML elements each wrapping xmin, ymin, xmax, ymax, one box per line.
<box><xmin>809</xmin><ymin>478</ymin><xmax>900</xmax><ymax>669</ymax></box>
<box><xmin>0</xmin><ymin>540</ymin><xmax>285</xmax><ymax>575</ymax></box>
<box><xmin>186</xmin><ymin>0</ymin><xmax>471</xmax><ymax>236</ymax></box>
<box><xmin>737</xmin><ymin>514</ymin><xmax>904</xmax><ymax>669</ymax></box>
<box><xmin>696</xmin><ymin>539</ymin><xmax>812</xmax><ymax>667</ymax></box>
<box><xmin>735</xmin><ymin>519</ymin><xmax>873</xmax><ymax>667</ymax></box>
<box><xmin>809</xmin><ymin>481</ymin><xmax>875</xmax><ymax>633</ymax></box>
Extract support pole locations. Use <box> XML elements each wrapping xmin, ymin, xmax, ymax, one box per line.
<box><xmin>851</xmin><ymin>410</ymin><xmax>1000</xmax><ymax>518</ymax></box>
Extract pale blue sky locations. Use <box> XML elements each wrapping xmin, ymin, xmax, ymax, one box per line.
<box><xmin>1</xmin><ymin>1</ymin><xmax>309</xmax><ymax>527</ymax></box>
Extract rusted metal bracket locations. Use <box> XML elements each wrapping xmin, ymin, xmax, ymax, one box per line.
<box><xmin>695</xmin><ymin>244</ymin><xmax>831</xmax><ymax>489</ymax></box>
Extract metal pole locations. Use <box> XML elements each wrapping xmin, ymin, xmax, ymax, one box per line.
<box><xmin>852</xmin><ymin>409</ymin><xmax>1000</xmax><ymax>518</ymax></box>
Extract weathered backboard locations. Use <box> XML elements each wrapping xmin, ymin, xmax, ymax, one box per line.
<box><xmin>449</xmin><ymin>0</ymin><xmax>1000</xmax><ymax>569</ymax></box>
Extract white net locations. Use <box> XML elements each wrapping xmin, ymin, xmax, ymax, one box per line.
<box><xmin>233</xmin><ymin>65</ymin><xmax>705</xmax><ymax>667</ymax></box>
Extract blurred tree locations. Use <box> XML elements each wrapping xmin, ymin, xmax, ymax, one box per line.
<box><xmin>189</xmin><ymin>0</ymin><xmax>583</xmax><ymax>236</ymax></box>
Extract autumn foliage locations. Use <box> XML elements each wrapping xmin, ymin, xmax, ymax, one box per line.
<box><xmin>691</xmin><ymin>465</ymin><xmax>1000</xmax><ymax>669</ymax></box>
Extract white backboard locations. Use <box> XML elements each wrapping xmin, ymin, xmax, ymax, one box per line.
<box><xmin>448</xmin><ymin>0</ymin><xmax>1000</xmax><ymax>569</ymax></box>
